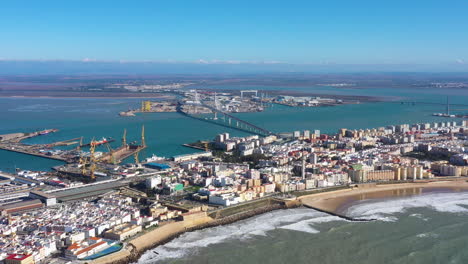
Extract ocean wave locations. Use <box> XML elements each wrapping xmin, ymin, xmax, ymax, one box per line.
<box><xmin>137</xmin><ymin>192</ymin><xmax>468</xmax><ymax>263</ymax></box>
<box><xmin>409</xmin><ymin>213</ymin><xmax>429</xmax><ymax>221</ymax></box>
<box><xmin>136</xmin><ymin>208</ymin><xmax>341</xmax><ymax>263</ymax></box>
<box><xmin>416</xmin><ymin>232</ymin><xmax>439</xmax><ymax>238</ymax></box>
<box><xmin>279</xmin><ymin>215</ymin><xmax>344</xmax><ymax>233</ymax></box>
<box><xmin>345</xmin><ymin>191</ymin><xmax>468</xmax><ymax>221</ymax></box>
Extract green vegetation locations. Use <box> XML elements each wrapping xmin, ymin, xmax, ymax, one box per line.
<box><xmin>184</xmin><ymin>185</ymin><xmax>201</xmax><ymax>193</ymax></box>
<box><xmin>213</xmin><ymin>151</ymin><xmax>269</xmax><ymax>168</ymax></box>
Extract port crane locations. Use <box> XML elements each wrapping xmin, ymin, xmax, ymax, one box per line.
<box><xmin>78</xmin><ymin>138</ymin><xmax>96</xmax><ymax>180</ymax></box>
<box><xmin>122</xmin><ymin>128</ymin><xmax>127</xmax><ymax>147</ymax></box>
<box><xmin>104</xmin><ymin>142</ymin><xmax>117</xmax><ymax>165</ymax></box>
<box><xmin>88</xmin><ymin>140</ymin><xmax>97</xmax><ymax>180</ymax></box>
<box><xmin>141</xmin><ymin>101</ymin><xmax>152</xmax><ymax>112</ymax></box>
<box><xmin>141</xmin><ymin>125</ymin><xmax>146</xmax><ymax>147</ymax></box>
<box><xmin>133</xmin><ymin>125</ymin><xmax>146</xmax><ymax>164</ymax></box>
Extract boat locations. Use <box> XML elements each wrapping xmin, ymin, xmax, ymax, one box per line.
<box><xmin>39</xmin><ymin>129</ymin><xmax>57</xmax><ymax>135</ymax></box>
<box><xmin>432</xmin><ymin>113</ymin><xmax>457</xmax><ymax>118</ymax></box>
<box><xmin>145</xmin><ymin>154</ymin><xmax>166</xmax><ymax>163</ymax></box>
<box><xmin>119</xmin><ymin>110</ymin><xmax>136</xmax><ymax>117</ymax></box>
<box><xmin>91</xmin><ymin>137</ymin><xmax>110</xmax><ymax>147</ymax></box>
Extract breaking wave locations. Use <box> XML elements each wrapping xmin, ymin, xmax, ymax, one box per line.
<box><xmin>345</xmin><ymin>191</ymin><xmax>468</xmax><ymax>221</ymax></box>
<box><xmin>136</xmin><ymin>208</ymin><xmax>343</xmax><ymax>263</ymax></box>
<box><xmin>137</xmin><ymin>191</ymin><xmax>468</xmax><ymax>263</ymax></box>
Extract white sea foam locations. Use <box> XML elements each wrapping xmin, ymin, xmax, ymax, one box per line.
<box><xmin>416</xmin><ymin>232</ymin><xmax>439</xmax><ymax>238</ymax></box>
<box><xmin>136</xmin><ymin>208</ymin><xmax>341</xmax><ymax>263</ymax></box>
<box><xmin>409</xmin><ymin>213</ymin><xmax>429</xmax><ymax>221</ymax></box>
<box><xmin>280</xmin><ymin>215</ymin><xmax>344</xmax><ymax>233</ymax></box>
<box><xmin>345</xmin><ymin>192</ymin><xmax>468</xmax><ymax>221</ymax></box>
<box><xmin>137</xmin><ymin>192</ymin><xmax>468</xmax><ymax>263</ymax></box>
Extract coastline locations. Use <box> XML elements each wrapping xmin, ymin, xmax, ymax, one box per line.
<box><xmin>88</xmin><ymin>179</ymin><xmax>468</xmax><ymax>264</ymax></box>
<box><xmin>0</xmin><ymin>95</ymin><xmax>173</xmax><ymax>99</ymax></box>
<box><xmin>299</xmin><ymin>180</ymin><xmax>468</xmax><ymax>215</ymax></box>
<box><xmin>89</xmin><ymin>199</ymin><xmax>299</xmax><ymax>264</ymax></box>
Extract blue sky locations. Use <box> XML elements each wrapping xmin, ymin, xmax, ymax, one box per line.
<box><xmin>2</xmin><ymin>0</ymin><xmax>468</xmax><ymax>65</ymax></box>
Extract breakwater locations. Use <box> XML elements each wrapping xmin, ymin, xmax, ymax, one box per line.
<box><xmin>302</xmin><ymin>204</ymin><xmax>377</xmax><ymax>222</ymax></box>
<box><xmin>92</xmin><ymin>198</ymin><xmax>300</xmax><ymax>264</ymax></box>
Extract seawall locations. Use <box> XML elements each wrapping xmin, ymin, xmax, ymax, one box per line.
<box><xmin>89</xmin><ymin>198</ymin><xmax>300</xmax><ymax>264</ymax></box>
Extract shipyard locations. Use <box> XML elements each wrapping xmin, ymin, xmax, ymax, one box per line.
<box><xmin>4</xmin><ymin>1</ymin><xmax>468</xmax><ymax>263</ymax></box>
<box><xmin>1</xmin><ymin>84</ymin><xmax>468</xmax><ymax>264</ymax></box>
<box><xmin>1</xmin><ymin>106</ymin><xmax>468</xmax><ymax>263</ymax></box>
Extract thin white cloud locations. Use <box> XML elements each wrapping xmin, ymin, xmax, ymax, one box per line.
<box><xmin>456</xmin><ymin>59</ymin><xmax>465</xmax><ymax>64</ymax></box>
<box><xmin>82</xmin><ymin>58</ymin><xmax>96</xmax><ymax>62</ymax></box>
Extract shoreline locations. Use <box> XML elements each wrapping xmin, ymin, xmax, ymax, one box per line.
<box><xmin>89</xmin><ymin>199</ymin><xmax>300</xmax><ymax>264</ymax></box>
<box><xmin>0</xmin><ymin>95</ymin><xmax>172</xmax><ymax>99</ymax></box>
<box><xmin>299</xmin><ymin>180</ymin><xmax>468</xmax><ymax>215</ymax></box>
<box><xmin>90</xmin><ymin>179</ymin><xmax>468</xmax><ymax>264</ymax></box>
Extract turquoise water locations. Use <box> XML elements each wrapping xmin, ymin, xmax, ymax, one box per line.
<box><xmin>81</xmin><ymin>242</ymin><xmax>123</xmax><ymax>260</ymax></box>
<box><xmin>1</xmin><ymin>86</ymin><xmax>468</xmax><ymax>172</ymax></box>
<box><xmin>0</xmin><ymin>97</ymin><xmax>248</xmax><ymax>172</ymax></box>
<box><xmin>137</xmin><ymin>191</ymin><xmax>468</xmax><ymax>264</ymax></box>
<box><xmin>1</xmin><ymin>86</ymin><xmax>468</xmax><ymax>264</ymax></box>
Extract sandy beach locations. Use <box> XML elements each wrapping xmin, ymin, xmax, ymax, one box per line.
<box><xmin>89</xmin><ymin>180</ymin><xmax>468</xmax><ymax>264</ymax></box>
<box><xmin>300</xmin><ymin>180</ymin><xmax>468</xmax><ymax>215</ymax></box>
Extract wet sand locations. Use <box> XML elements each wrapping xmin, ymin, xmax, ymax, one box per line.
<box><xmin>300</xmin><ymin>180</ymin><xmax>468</xmax><ymax>215</ymax></box>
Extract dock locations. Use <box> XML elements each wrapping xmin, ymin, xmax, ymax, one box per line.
<box><xmin>182</xmin><ymin>143</ymin><xmax>207</xmax><ymax>151</ymax></box>
<box><xmin>0</xmin><ymin>144</ymin><xmax>70</xmax><ymax>162</ymax></box>
<box><xmin>0</xmin><ymin>129</ymin><xmax>59</xmax><ymax>143</ymax></box>
<box><xmin>46</xmin><ymin>137</ymin><xmax>81</xmax><ymax>147</ymax></box>
<box><xmin>0</xmin><ymin>126</ymin><xmax>147</xmax><ymax>167</ymax></box>
<box><xmin>99</xmin><ymin>144</ymin><xmax>146</xmax><ymax>164</ymax></box>
<box><xmin>302</xmin><ymin>203</ymin><xmax>376</xmax><ymax>222</ymax></box>
<box><xmin>81</xmin><ymin>138</ymin><xmax>116</xmax><ymax>147</ymax></box>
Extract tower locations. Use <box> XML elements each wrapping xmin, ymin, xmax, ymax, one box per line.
<box><xmin>214</xmin><ymin>92</ymin><xmax>219</xmax><ymax>120</ymax></box>
<box><xmin>302</xmin><ymin>154</ymin><xmax>306</xmax><ymax>180</ymax></box>
<box><xmin>141</xmin><ymin>101</ymin><xmax>151</xmax><ymax>112</ymax></box>
<box><xmin>194</xmin><ymin>90</ymin><xmax>200</xmax><ymax>104</ymax></box>
<box><xmin>134</xmin><ymin>150</ymin><xmax>140</xmax><ymax>164</ymax></box>
<box><xmin>141</xmin><ymin>125</ymin><xmax>146</xmax><ymax>147</ymax></box>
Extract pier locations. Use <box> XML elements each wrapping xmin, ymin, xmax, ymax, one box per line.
<box><xmin>301</xmin><ymin>203</ymin><xmax>377</xmax><ymax>222</ymax></box>
<box><xmin>99</xmin><ymin>144</ymin><xmax>146</xmax><ymax>164</ymax></box>
<box><xmin>0</xmin><ymin>142</ymin><xmax>71</xmax><ymax>162</ymax></box>
<box><xmin>99</xmin><ymin>126</ymin><xmax>147</xmax><ymax>164</ymax></box>
<box><xmin>0</xmin><ymin>127</ymin><xmax>147</xmax><ymax>168</ymax></box>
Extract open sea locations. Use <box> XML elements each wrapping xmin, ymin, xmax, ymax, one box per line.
<box><xmin>1</xmin><ymin>85</ymin><xmax>468</xmax><ymax>172</ymax></box>
<box><xmin>1</xmin><ymin>85</ymin><xmax>468</xmax><ymax>263</ymax></box>
<box><xmin>137</xmin><ymin>190</ymin><xmax>468</xmax><ymax>264</ymax></box>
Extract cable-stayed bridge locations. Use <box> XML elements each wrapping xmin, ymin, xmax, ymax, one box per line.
<box><xmin>179</xmin><ymin>102</ymin><xmax>274</xmax><ymax>136</ymax></box>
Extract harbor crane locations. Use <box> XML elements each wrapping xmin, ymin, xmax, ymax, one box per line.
<box><xmin>141</xmin><ymin>101</ymin><xmax>151</xmax><ymax>112</ymax></box>
<box><xmin>134</xmin><ymin>150</ymin><xmax>140</xmax><ymax>164</ymax></box>
<box><xmin>122</xmin><ymin>128</ymin><xmax>127</xmax><ymax>147</ymax></box>
<box><xmin>88</xmin><ymin>140</ymin><xmax>97</xmax><ymax>180</ymax></box>
<box><xmin>78</xmin><ymin>138</ymin><xmax>96</xmax><ymax>180</ymax></box>
<box><xmin>105</xmin><ymin>142</ymin><xmax>117</xmax><ymax>165</ymax></box>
